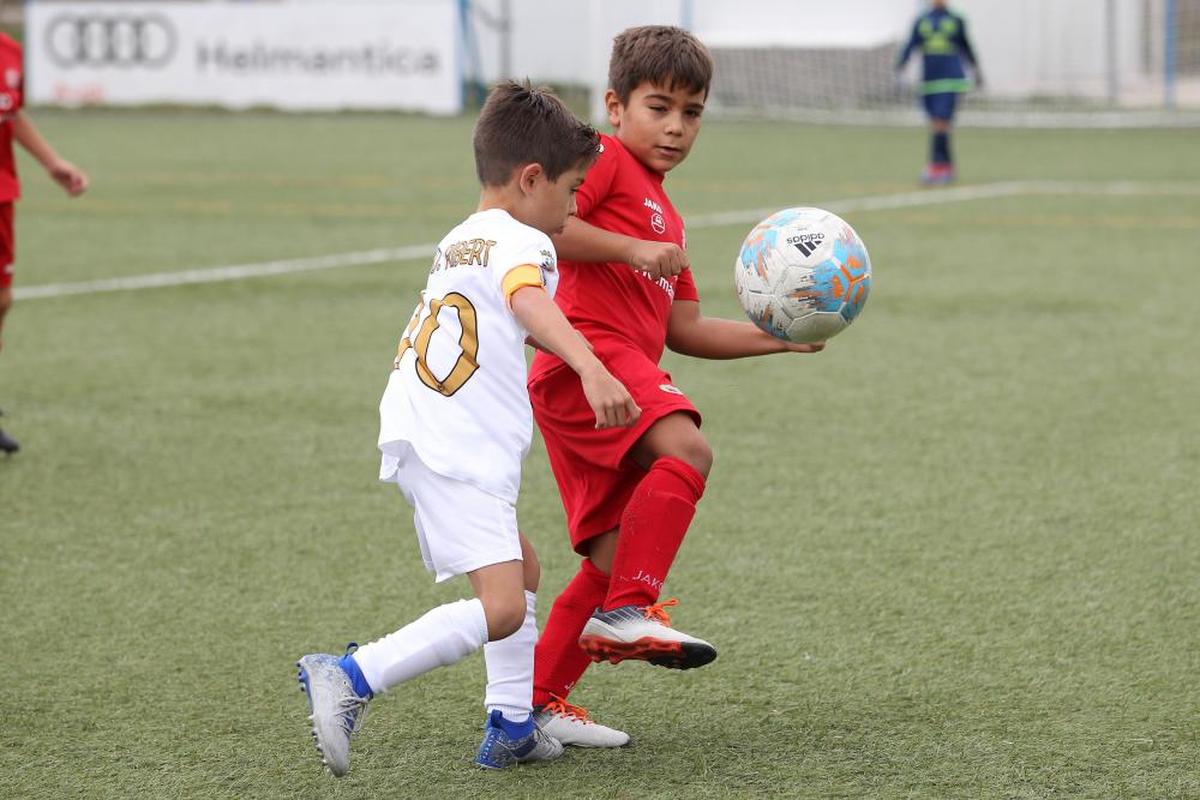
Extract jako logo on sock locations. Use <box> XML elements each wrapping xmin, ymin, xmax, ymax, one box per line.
<box><xmin>630</xmin><ymin>570</ymin><xmax>664</xmax><ymax>593</ymax></box>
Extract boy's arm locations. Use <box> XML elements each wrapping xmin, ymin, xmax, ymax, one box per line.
<box><xmin>665</xmin><ymin>300</ymin><xmax>825</xmax><ymax>359</ymax></box>
<box><xmin>12</xmin><ymin>111</ymin><xmax>88</xmax><ymax>196</ymax></box>
<box><xmin>956</xmin><ymin>18</ymin><xmax>983</xmax><ymax>85</ymax></box>
<box><xmin>510</xmin><ymin>285</ymin><xmax>640</xmax><ymax>429</ymax></box>
<box><xmin>553</xmin><ymin>215</ymin><xmax>688</xmax><ymax>278</ymax></box>
<box><xmin>896</xmin><ymin>21</ymin><xmax>921</xmax><ymax>71</ymax></box>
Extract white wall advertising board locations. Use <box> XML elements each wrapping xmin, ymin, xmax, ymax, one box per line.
<box><xmin>26</xmin><ymin>1</ymin><xmax>462</xmax><ymax>113</ymax></box>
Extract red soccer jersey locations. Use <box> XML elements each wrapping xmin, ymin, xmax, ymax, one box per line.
<box><xmin>0</xmin><ymin>34</ymin><xmax>23</xmax><ymax>202</ymax></box>
<box><xmin>529</xmin><ymin>134</ymin><xmax>699</xmax><ymax>380</ymax></box>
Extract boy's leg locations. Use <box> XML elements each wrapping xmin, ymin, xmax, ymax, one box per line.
<box><xmin>484</xmin><ymin>589</ymin><xmax>538</xmax><ymax>720</ymax></box>
<box><xmin>1</xmin><ymin>290</ymin><xmax>22</xmax><ymax>449</ymax></box>
<box><xmin>482</xmin><ymin>535</ymin><xmax>540</xmax><ymax>722</ymax></box>
<box><xmin>605</xmin><ymin>413</ymin><xmax>710</xmax><ymax>609</ymax></box>
<box><xmin>348</xmin><ymin>560</ymin><xmax>522</xmax><ymax>696</ymax></box>
<box><xmin>470</xmin><ymin>555</ymin><xmax>564</xmax><ymax>768</ymax></box>
<box><xmin>922</xmin><ymin>95</ymin><xmax>957</xmax><ymax>183</ymax></box>
<box><xmin>0</xmin><ymin>285</ymin><xmax>10</xmax><ymax>355</ymax></box>
<box><xmin>528</xmin><ymin>546</ymin><xmax>633</xmax><ymax>748</ymax></box>
<box><xmin>533</xmin><ymin>552</ymin><xmax>611</xmax><ymax>708</ymax></box>
<box><xmin>931</xmin><ymin>118</ymin><xmax>952</xmax><ymax>177</ymax></box>
<box><xmin>344</xmin><ymin>473</ymin><xmax>514</xmax><ymax>697</ymax></box>
<box><xmin>579</xmin><ymin>413</ymin><xmax>716</xmax><ymax>669</ymax></box>
<box><xmin>350</xmin><ymin>596</ymin><xmax>491</xmax><ymax>692</ymax></box>
<box><xmin>0</xmin><ymin>204</ymin><xmax>18</xmax><ymax>454</ymax></box>
<box><xmin>479</xmin><ymin>585</ymin><xmax>566</xmax><ymax>766</ymax></box>
<box><xmin>528</xmin><ymin>354</ymin><xmax>708</xmax><ymax>738</ymax></box>
<box><xmin>0</xmin><ymin>202</ymin><xmax>13</xmax><ymax>356</ymax></box>
<box><xmin>297</xmin><ymin>458</ymin><xmax>532</xmax><ymax>777</ymax></box>
<box><xmin>530</xmin><ymin>547</ymin><xmax>631</xmax><ymax>747</ymax></box>
<box><xmin>298</xmin><ymin>596</ymin><xmax>489</xmax><ymax>777</ymax></box>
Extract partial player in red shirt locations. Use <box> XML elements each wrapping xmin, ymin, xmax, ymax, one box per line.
<box><xmin>528</xmin><ymin>26</ymin><xmax>825</xmax><ymax>746</ymax></box>
<box><xmin>0</xmin><ymin>33</ymin><xmax>89</xmax><ymax>454</ymax></box>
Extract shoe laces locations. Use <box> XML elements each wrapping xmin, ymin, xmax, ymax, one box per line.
<box><xmin>336</xmin><ymin>693</ymin><xmax>369</xmax><ymax>736</ymax></box>
<box><xmin>640</xmin><ymin>597</ymin><xmax>679</xmax><ymax>625</ymax></box>
<box><xmin>336</xmin><ymin>643</ymin><xmax>369</xmax><ymax>735</ymax></box>
<box><xmin>544</xmin><ymin>694</ymin><xmax>592</xmax><ymax>725</ymax></box>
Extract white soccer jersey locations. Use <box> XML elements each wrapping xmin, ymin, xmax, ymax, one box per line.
<box><xmin>379</xmin><ymin>208</ymin><xmax>558</xmax><ymax>505</ymax></box>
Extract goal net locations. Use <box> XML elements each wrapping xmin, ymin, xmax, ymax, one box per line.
<box><xmin>689</xmin><ymin>0</ymin><xmax>1200</xmax><ymax>127</ymax></box>
<box><xmin>462</xmin><ymin>0</ymin><xmax>1200</xmax><ymax>128</ymax></box>
<box><xmin>547</xmin><ymin>0</ymin><xmax>1200</xmax><ymax>126</ymax></box>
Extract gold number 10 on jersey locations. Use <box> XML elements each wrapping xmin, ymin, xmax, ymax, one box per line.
<box><xmin>394</xmin><ymin>292</ymin><xmax>480</xmax><ymax>397</ymax></box>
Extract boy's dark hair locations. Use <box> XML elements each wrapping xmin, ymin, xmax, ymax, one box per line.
<box><xmin>473</xmin><ymin>81</ymin><xmax>599</xmax><ymax>187</ymax></box>
<box><xmin>608</xmin><ymin>25</ymin><xmax>714</xmax><ymax>105</ymax></box>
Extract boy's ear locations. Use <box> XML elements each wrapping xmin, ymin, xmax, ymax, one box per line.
<box><xmin>517</xmin><ymin>162</ymin><xmax>544</xmax><ymax>195</ymax></box>
<box><xmin>604</xmin><ymin>89</ymin><xmax>622</xmax><ymax>127</ymax></box>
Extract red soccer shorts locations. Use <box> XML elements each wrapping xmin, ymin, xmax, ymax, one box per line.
<box><xmin>0</xmin><ymin>203</ymin><xmax>13</xmax><ymax>290</ymax></box>
<box><xmin>529</xmin><ymin>340</ymin><xmax>701</xmax><ymax>552</ymax></box>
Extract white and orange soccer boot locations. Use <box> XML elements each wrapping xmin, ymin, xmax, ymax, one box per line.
<box><xmin>578</xmin><ymin>598</ymin><xmax>717</xmax><ymax>670</ymax></box>
<box><xmin>534</xmin><ymin>695</ymin><xmax>630</xmax><ymax>748</ymax></box>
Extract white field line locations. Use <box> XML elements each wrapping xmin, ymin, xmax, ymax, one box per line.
<box><xmin>15</xmin><ymin>180</ymin><xmax>1200</xmax><ymax>302</ymax></box>
<box><xmin>14</xmin><ymin>244</ymin><xmax>437</xmax><ymax>301</ymax></box>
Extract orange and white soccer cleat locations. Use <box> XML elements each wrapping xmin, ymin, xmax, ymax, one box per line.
<box><xmin>534</xmin><ymin>695</ymin><xmax>630</xmax><ymax>748</ymax></box>
<box><xmin>578</xmin><ymin>598</ymin><xmax>717</xmax><ymax>670</ymax></box>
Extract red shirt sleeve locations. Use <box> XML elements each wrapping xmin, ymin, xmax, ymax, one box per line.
<box><xmin>574</xmin><ymin>136</ymin><xmax>619</xmax><ymax>220</ymax></box>
<box><xmin>0</xmin><ymin>35</ymin><xmax>22</xmax><ymax>114</ymax></box>
<box><xmin>16</xmin><ymin>43</ymin><xmax>23</xmax><ymax>112</ymax></box>
<box><xmin>674</xmin><ymin>268</ymin><xmax>699</xmax><ymax>303</ymax></box>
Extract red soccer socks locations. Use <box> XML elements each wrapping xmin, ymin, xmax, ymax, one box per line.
<box><xmin>603</xmin><ymin>456</ymin><xmax>706</xmax><ymax>611</ymax></box>
<box><xmin>532</xmin><ymin>557</ymin><xmax>609</xmax><ymax>707</ymax></box>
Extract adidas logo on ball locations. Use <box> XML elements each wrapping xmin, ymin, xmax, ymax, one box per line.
<box><xmin>787</xmin><ymin>232</ymin><xmax>825</xmax><ymax>257</ymax></box>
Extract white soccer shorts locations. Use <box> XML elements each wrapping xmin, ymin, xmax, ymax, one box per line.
<box><xmin>387</xmin><ymin>450</ymin><xmax>522</xmax><ymax>582</ymax></box>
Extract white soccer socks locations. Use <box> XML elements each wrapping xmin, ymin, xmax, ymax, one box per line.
<box><xmin>483</xmin><ymin>590</ymin><xmax>537</xmax><ymax>722</ymax></box>
<box><xmin>351</xmin><ymin>598</ymin><xmax>489</xmax><ymax>694</ymax></box>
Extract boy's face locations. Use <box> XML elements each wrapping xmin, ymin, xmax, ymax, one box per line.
<box><xmin>521</xmin><ymin>161</ymin><xmax>589</xmax><ymax>236</ymax></box>
<box><xmin>606</xmin><ymin>81</ymin><xmax>705</xmax><ymax>174</ymax></box>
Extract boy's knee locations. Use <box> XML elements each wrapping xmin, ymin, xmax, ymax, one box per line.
<box><xmin>519</xmin><ymin>537</ymin><xmax>541</xmax><ymax>593</ymax></box>
<box><xmin>0</xmin><ymin>287</ymin><xmax>11</xmax><ymax>318</ymax></box>
<box><xmin>482</xmin><ymin>593</ymin><xmax>527</xmax><ymax>640</ymax></box>
<box><xmin>676</xmin><ymin>438</ymin><xmax>713</xmax><ymax>478</ymax></box>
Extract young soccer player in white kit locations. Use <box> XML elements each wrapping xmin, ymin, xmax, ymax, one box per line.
<box><xmin>295</xmin><ymin>82</ymin><xmax>640</xmax><ymax>775</ymax></box>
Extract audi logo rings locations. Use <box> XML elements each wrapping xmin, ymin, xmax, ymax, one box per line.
<box><xmin>46</xmin><ymin>14</ymin><xmax>177</xmax><ymax>69</ymax></box>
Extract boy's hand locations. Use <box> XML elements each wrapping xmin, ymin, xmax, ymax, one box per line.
<box><xmin>783</xmin><ymin>340</ymin><xmax>826</xmax><ymax>353</ymax></box>
<box><xmin>579</xmin><ymin>364</ymin><xmax>640</xmax><ymax>429</ymax></box>
<box><xmin>48</xmin><ymin>159</ymin><xmax>88</xmax><ymax>197</ymax></box>
<box><xmin>628</xmin><ymin>240</ymin><xmax>688</xmax><ymax>278</ymax></box>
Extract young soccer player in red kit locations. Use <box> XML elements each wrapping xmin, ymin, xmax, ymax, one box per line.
<box><xmin>529</xmin><ymin>26</ymin><xmax>825</xmax><ymax>746</ymax></box>
<box><xmin>0</xmin><ymin>32</ymin><xmax>89</xmax><ymax>454</ymax></box>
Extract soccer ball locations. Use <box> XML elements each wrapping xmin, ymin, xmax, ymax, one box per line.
<box><xmin>734</xmin><ymin>207</ymin><xmax>872</xmax><ymax>344</ymax></box>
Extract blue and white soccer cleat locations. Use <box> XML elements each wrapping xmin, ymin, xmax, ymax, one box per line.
<box><xmin>475</xmin><ymin>709</ymin><xmax>563</xmax><ymax>769</ymax></box>
<box><xmin>296</xmin><ymin>651</ymin><xmax>370</xmax><ymax>777</ymax></box>
<box><xmin>578</xmin><ymin>598</ymin><xmax>717</xmax><ymax>670</ymax></box>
